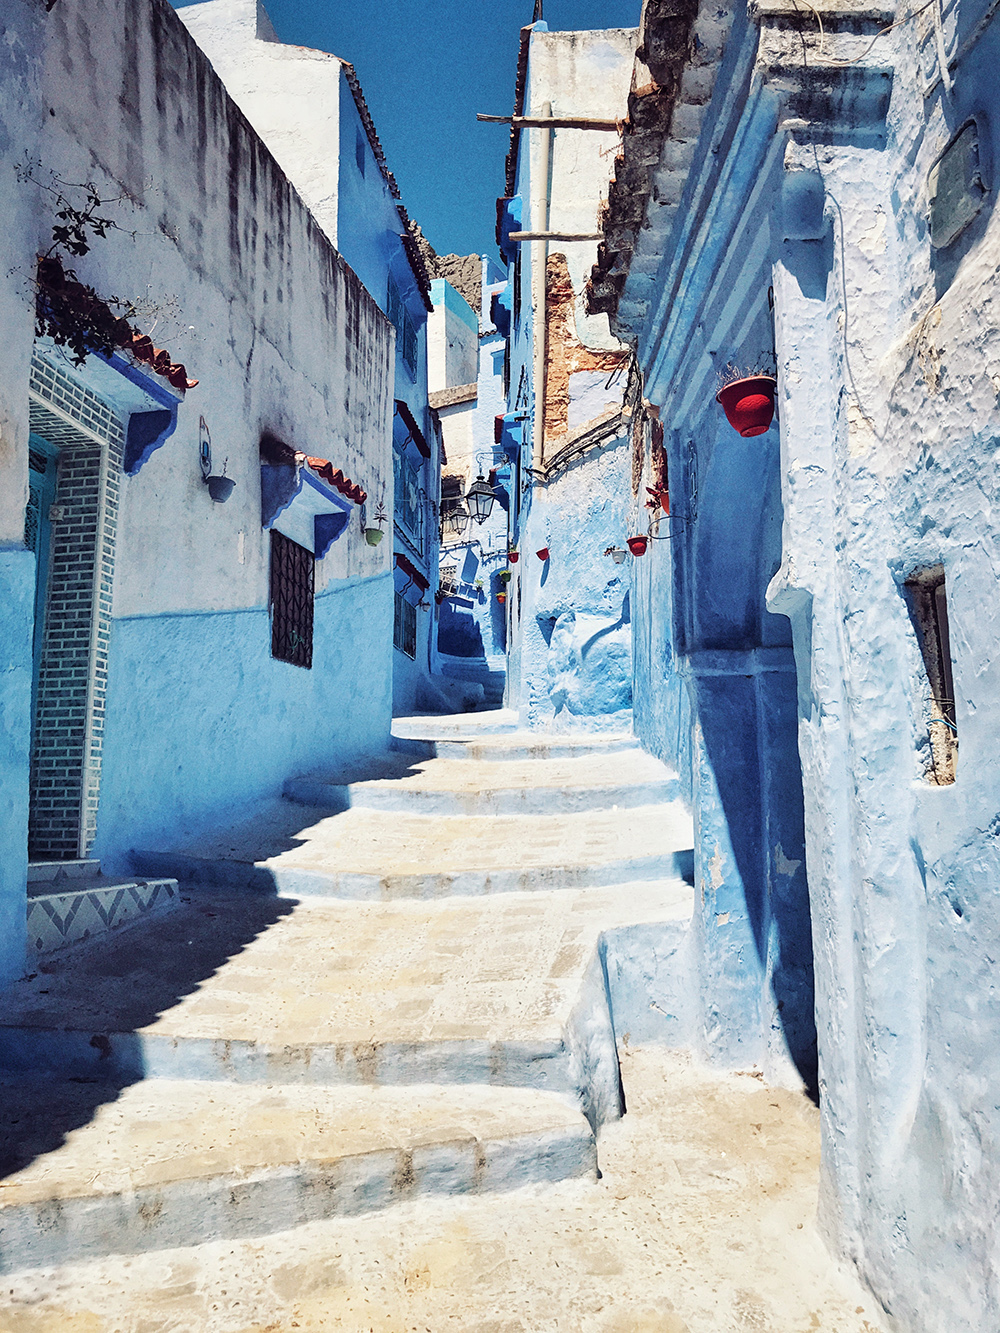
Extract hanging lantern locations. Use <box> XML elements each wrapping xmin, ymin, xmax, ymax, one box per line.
<box><xmin>715</xmin><ymin>376</ymin><xmax>776</xmax><ymax>438</ymax></box>
<box><xmin>466</xmin><ymin>474</ymin><xmax>496</xmax><ymax>525</ymax></box>
<box><xmin>442</xmin><ymin>502</ymin><xmax>468</xmax><ymax>537</ymax></box>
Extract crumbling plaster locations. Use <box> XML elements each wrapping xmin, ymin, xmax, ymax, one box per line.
<box><xmin>0</xmin><ymin>0</ymin><xmax>49</xmax><ymax>983</ymax></box>
<box><xmin>606</xmin><ymin>0</ymin><xmax>1000</xmax><ymax>1323</ymax></box>
<box><xmin>505</xmin><ymin>26</ymin><xmax>639</xmax><ymax>731</ymax></box>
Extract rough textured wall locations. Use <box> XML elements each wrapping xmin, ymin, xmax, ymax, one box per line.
<box><xmin>768</xmin><ymin>7</ymin><xmax>1000</xmax><ymax>1327</ymax></box>
<box><xmin>32</xmin><ymin>0</ymin><xmax>394</xmax><ymax>866</ymax></box>
<box><xmin>505</xmin><ymin>26</ymin><xmax>639</xmax><ymax>730</ymax></box>
<box><xmin>0</xmin><ymin>0</ymin><xmax>44</xmax><ymax>982</ymax></box>
<box><xmin>516</xmin><ymin>439</ymin><xmax>633</xmax><ymax>731</ymax></box>
<box><xmin>179</xmin><ymin>0</ymin><xmax>342</xmax><ymax>246</ymax></box>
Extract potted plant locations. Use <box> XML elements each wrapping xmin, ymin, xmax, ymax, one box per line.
<box><xmin>536</xmin><ymin>546</ymin><xmax>550</xmax><ymax>561</ymax></box>
<box><xmin>496</xmin><ymin>591</ymin><xmax>507</xmax><ymax>604</ymax></box>
<box><xmin>206</xmin><ymin>460</ymin><xmax>235</xmax><ymax>503</ymax></box>
<box><xmin>499</xmin><ymin>569</ymin><xmax>512</xmax><ymax>584</ymax></box>
<box><xmin>508</xmin><ymin>550</ymin><xmax>519</xmax><ymax>563</ymax></box>
<box><xmin>627</xmin><ymin>535</ymin><xmax>648</xmax><ymax>556</ymax></box>
<box><xmin>715</xmin><ymin>360</ymin><xmax>776</xmax><ymax>438</ymax></box>
<box><xmin>365</xmin><ymin>497</ymin><xmax>387</xmax><ymax>546</ymax></box>
<box><xmin>604</xmin><ymin>546</ymin><xmax>628</xmax><ymax>564</ymax></box>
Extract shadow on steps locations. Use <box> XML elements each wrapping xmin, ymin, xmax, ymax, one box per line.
<box><xmin>0</xmin><ymin>891</ymin><xmax>294</xmax><ymax>1182</ymax></box>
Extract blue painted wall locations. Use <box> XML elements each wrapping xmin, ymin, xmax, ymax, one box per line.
<box><xmin>336</xmin><ymin>73</ymin><xmax>438</xmax><ymax>718</ymax></box>
<box><xmin>627</xmin><ymin>134</ymin><xmax>816</xmax><ymax>1090</ymax></box>
<box><xmin>95</xmin><ymin>574</ymin><xmax>392</xmax><ymax>871</ymax></box>
<box><xmin>608</xmin><ymin>0</ymin><xmax>1000</xmax><ymax>1319</ymax></box>
<box><xmin>0</xmin><ymin>551</ymin><xmax>33</xmax><ymax>983</ymax></box>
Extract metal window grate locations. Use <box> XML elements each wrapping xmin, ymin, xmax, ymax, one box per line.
<box><xmin>393</xmin><ymin>591</ymin><xmax>416</xmax><ymax>659</ymax></box>
<box><xmin>270</xmin><ymin>530</ymin><xmax>314</xmax><ymax>669</ymax></box>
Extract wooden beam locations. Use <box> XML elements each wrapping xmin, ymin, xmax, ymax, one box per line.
<box><xmin>508</xmin><ymin>231</ymin><xmax>603</xmax><ymax>242</ymax></box>
<box><xmin>477</xmin><ymin>114</ymin><xmax>622</xmax><ymax>131</ymax></box>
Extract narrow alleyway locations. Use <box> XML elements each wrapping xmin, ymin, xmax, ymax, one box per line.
<box><xmin>0</xmin><ymin>715</ymin><xmax>885</xmax><ymax>1330</ymax></box>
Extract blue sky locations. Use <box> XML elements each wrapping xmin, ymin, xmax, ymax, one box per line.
<box><xmin>172</xmin><ymin>1</ymin><xmax>640</xmax><ymax>257</ymax></box>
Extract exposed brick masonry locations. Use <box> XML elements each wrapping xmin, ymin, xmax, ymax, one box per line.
<box><xmin>28</xmin><ymin>354</ymin><xmax>122</xmax><ymax>860</ymax></box>
<box><xmin>544</xmin><ymin>253</ymin><xmax>623</xmax><ymax>449</ymax></box>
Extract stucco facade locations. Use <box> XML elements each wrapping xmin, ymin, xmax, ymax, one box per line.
<box><xmin>499</xmin><ymin>23</ymin><xmax>639</xmax><ymax>733</ymax></box>
<box><xmin>0</xmin><ymin>0</ymin><xmax>394</xmax><ymax>979</ymax></box>
<box><xmin>430</xmin><ymin>263</ymin><xmax>509</xmax><ymax>707</ymax></box>
<box><xmin>591</xmin><ymin>0</ymin><xmax>1000</xmax><ymax>1325</ymax></box>
<box><xmin>179</xmin><ymin>0</ymin><xmax>440</xmax><ymax>718</ymax></box>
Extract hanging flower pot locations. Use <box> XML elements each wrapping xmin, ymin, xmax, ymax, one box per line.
<box><xmin>496</xmin><ymin>591</ymin><xmax>507</xmax><ymax>604</ymax></box>
<box><xmin>206</xmin><ymin>475</ymin><xmax>236</xmax><ymax>503</ymax></box>
<box><xmin>499</xmin><ymin>569</ymin><xmax>512</xmax><ymax>583</ymax></box>
<box><xmin>536</xmin><ymin>547</ymin><xmax>550</xmax><ymax>561</ymax></box>
<box><xmin>364</xmin><ymin>527</ymin><xmax>384</xmax><ymax>547</ymax></box>
<box><xmin>627</xmin><ymin>535</ymin><xmax>648</xmax><ymax>556</ymax></box>
<box><xmin>508</xmin><ymin>550</ymin><xmax>519</xmax><ymax>563</ymax></box>
<box><xmin>715</xmin><ymin>376</ymin><xmax>776</xmax><ymax>438</ymax></box>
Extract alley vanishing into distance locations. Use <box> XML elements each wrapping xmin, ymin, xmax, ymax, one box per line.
<box><xmin>0</xmin><ymin>714</ymin><xmax>883</xmax><ymax>1331</ymax></box>
<box><xmin>4</xmin><ymin>0</ymin><xmax>999</xmax><ymax>1323</ymax></box>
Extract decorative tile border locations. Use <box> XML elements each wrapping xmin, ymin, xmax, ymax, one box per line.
<box><xmin>26</xmin><ymin>879</ymin><xmax>180</xmax><ymax>957</ymax></box>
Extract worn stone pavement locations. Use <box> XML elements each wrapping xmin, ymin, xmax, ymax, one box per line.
<box><xmin>0</xmin><ymin>1048</ymin><xmax>888</xmax><ymax>1333</ymax></box>
<box><xmin>0</xmin><ymin>715</ymin><xmax>888</xmax><ymax>1330</ymax></box>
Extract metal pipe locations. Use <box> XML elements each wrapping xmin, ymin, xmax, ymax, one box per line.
<box><xmin>532</xmin><ymin>101</ymin><xmax>552</xmax><ymax>471</ymax></box>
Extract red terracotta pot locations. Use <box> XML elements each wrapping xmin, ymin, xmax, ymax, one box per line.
<box><xmin>508</xmin><ymin>551</ymin><xmax>519</xmax><ymax>563</ymax></box>
<box><xmin>496</xmin><ymin>592</ymin><xmax>507</xmax><ymax>604</ymax></box>
<box><xmin>715</xmin><ymin>375</ymin><xmax>776</xmax><ymax>438</ymax></box>
<box><xmin>627</xmin><ymin>535</ymin><xmax>648</xmax><ymax>556</ymax></box>
<box><xmin>536</xmin><ymin>547</ymin><xmax>549</xmax><ymax>561</ymax></box>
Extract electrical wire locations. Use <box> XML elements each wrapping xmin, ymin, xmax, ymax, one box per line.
<box><xmin>800</xmin><ymin>0</ymin><xmax>938</xmax><ymax>67</ymax></box>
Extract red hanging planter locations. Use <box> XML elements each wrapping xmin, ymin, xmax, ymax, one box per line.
<box><xmin>715</xmin><ymin>376</ymin><xmax>776</xmax><ymax>438</ymax></box>
<box><xmin>627</xmin><ymin>535</ymin><xmax>648</xmax><ymax>556</ymax></box>
<box><xmin>536</xmin><ymin>547</ymin><xmax>550</xmax><ymax>561</ymax></box>
<box><xmin>508</xmin><ymin>550</ymin><xmax>519</xmax><ymax>563</ymax></box>
<box><xmin>496</xmin><ymin>591</ymin><xmax>507</xmax><ymax>604</ymax></box>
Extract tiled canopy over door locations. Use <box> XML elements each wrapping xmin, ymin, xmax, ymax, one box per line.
<box><xmin>27</xmin><ymin>350</ymin><xmax>123</xmax><ymax>860</ymax></box>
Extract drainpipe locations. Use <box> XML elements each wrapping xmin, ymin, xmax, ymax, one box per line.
<box><xmin>531</xmin><ymin>101</ymin><xmax>552</xmax><ymax>470</ymax></box>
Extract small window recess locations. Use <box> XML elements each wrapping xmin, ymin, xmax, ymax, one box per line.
<box><xmin>356</xmin><ymin>130</ymin><xmax>366</xmax><ymax>177</ymax></box>
<box><xmin>270</xmin><ymin>529</ymin><xmax>314</xmax><ymax>669</ymax></box>
<box><xmin>903</xmin><ymin>564</ymin><xmax>957</xmax><ymax>785</ymax></box>
<box><xmin>394</xmin><ymin>590</ymin><xmax>417</xmax><ymax>658</ymax></box>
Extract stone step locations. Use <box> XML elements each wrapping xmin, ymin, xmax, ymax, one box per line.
<box><xmin>284</xmin><ymin>749</ymin><xmax>680</xmax><ymax>815</ymax></box>
<box><xmin>25</xmin><ymin>876</ymin><xmax>180</xmax><ymax>959</ymax></box>
<box><xmin>27</xmin><ymin>859</ymin><xmax>101</xmax><ymax>883</ymax></box>
<box><xmin>391</xmin><ymin>710</ymin><xmax>519</xmax><ymax>742</ymax></box>
<box><xmin>0</xmin><ymin>1079</ymin><xmax>594</xmax><ymax>1274</ymax></box>
<box><xmin>394</xmin><ymin>732</ymin><xmax>639</xmax><ymax>763</ymax></box>
<box><xmin>0</xmin><ymin>884</ymin><xmax>692</xmax><ymax>1128</ymax></box>
<box><xmin>131</xmin><ymin>800</ymin><xmax>694</xmax><ymax>899</ymax></box>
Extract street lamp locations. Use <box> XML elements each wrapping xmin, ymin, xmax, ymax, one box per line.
<box><xmin>466</xmin><ymin>474</ymin><xmax>496</xmax><ymax>525</ymax></box>
<box><xmin>441</xmin><ymin>502</ymin><xmax>468</xmax><ymax>538</ymax></box>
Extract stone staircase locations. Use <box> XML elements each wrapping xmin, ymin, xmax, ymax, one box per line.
<box><xmin>25</xmin><ymin>858</ymin><xmax>179</xmax><ymax>959</ymax></box>
<box><xmin>0</xmin><ymin>713</ymin><xmax>694</xmax><ymax>1276</ymax></box>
